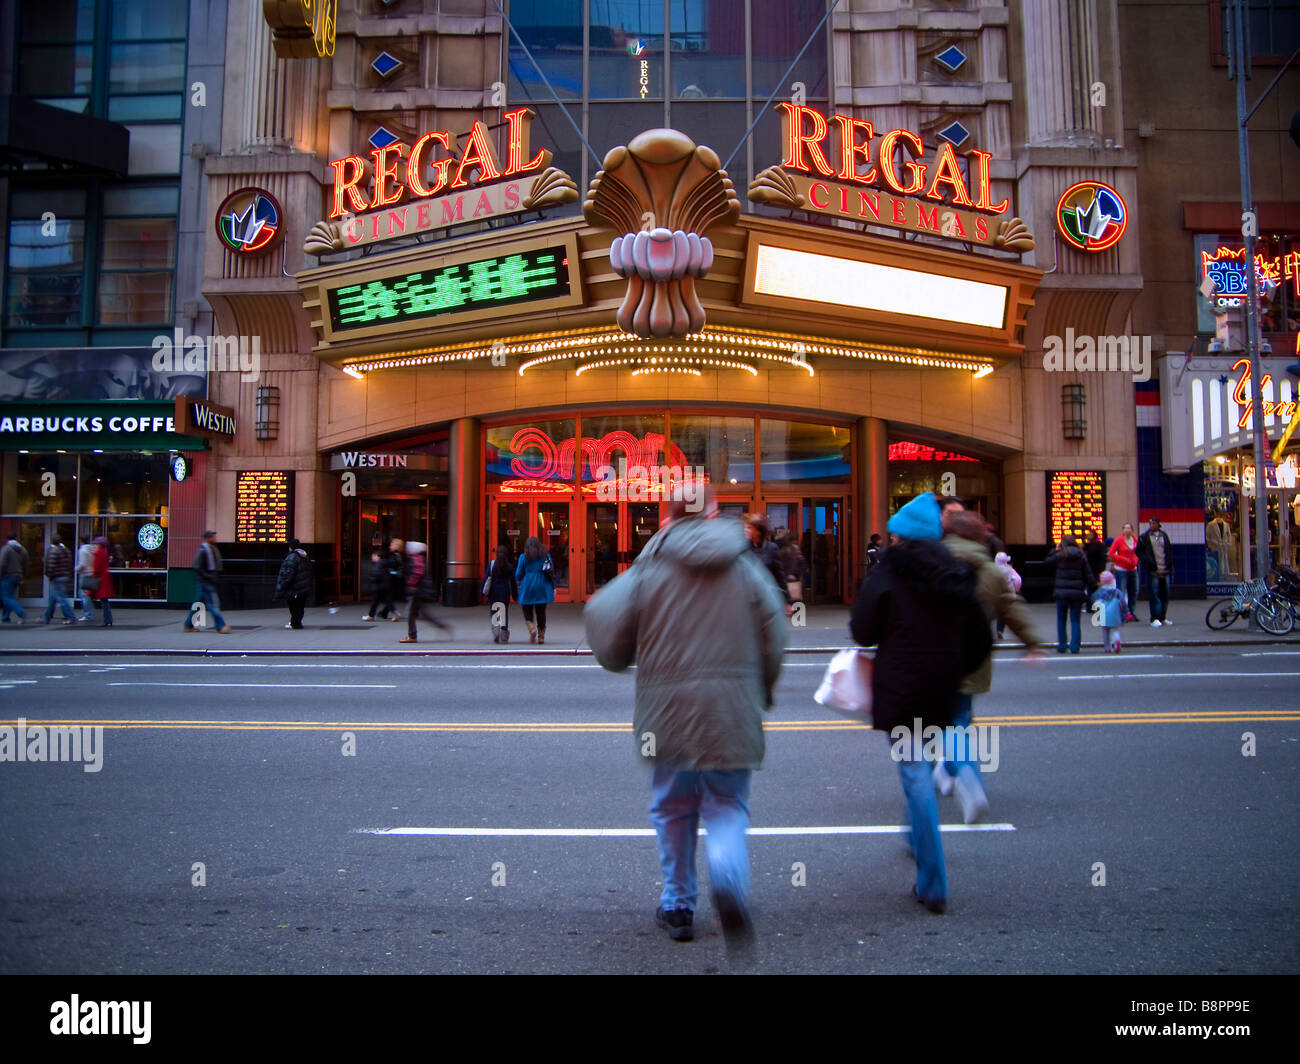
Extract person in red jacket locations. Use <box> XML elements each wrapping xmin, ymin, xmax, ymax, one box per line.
<box><xmin>1108</xmin><ymin>522</ymin><xmax>1139</xmax><ymax>622</ymax></box>
<box><xmin>90</xmin><ymin>536</ymin><xmax>114</xmax><ymax>627</ymax></box>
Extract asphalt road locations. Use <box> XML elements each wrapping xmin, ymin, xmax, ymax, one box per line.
<box><xmin>0</xmin><ymin>647</ymin><xmax>1297</xmax><ymax>974</ymax></box>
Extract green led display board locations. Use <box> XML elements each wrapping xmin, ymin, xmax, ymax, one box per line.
<box><xmin>328</xmin><ymin>246</ymin><xmax>570</xmax><ymax>331</ymax></box>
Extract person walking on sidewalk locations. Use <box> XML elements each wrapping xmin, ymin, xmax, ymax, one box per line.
<box><xmin>993</xmin><ymin>551</ymin><xmax>1022</xmax><ymax>639</ymax></box>
<box><xmin>482</xmin><ymin>543</ymin><xmax>518</xmax><ymax>643</ymax></box>
<box><xmin>1090</xmin><ymin>570</ymin><xmax>1128</xmax><ymax>653</ymax></box>
<box><xmin>275</xmin><ymin>539</ymin><xmax>313</xmax><ymax>630</ymax></box>
<box><xmin>89</xmin><ymin>536</ymin><xmax>115</xmax><ymax>627</ymax></box>
<box><xmin>585</xmin><ymin>486</ymin><xmax>786</xmax><ymax>946</ymax></box>
<box><xmin>41</xmin><ymin>535</ymin><xmax>77</xmax><ymax>624</ymax></box>
<box><xmin>1138</xmin><ymin>518</ymin><xmax>1174</xmax><ymax>627</ymax></box>
<box><xmin>362</xmin><ymin>541</ymin><xmax>398</xmax><ymax>622</ymax></box>
<box><xmin>398</xmin><ymin>541</ymin><xmax>451</xmax><ymax>643</ymax></box>
<box><xmin>936</xmin><ymin>511</ymin><xmax>1044</xmax><ymax>824</ymax></box>
<box><xmin>515</xmin><ymin>536</ymin><xmax>554</xmax><ymax>644</ymax></box>
<box><xmin>1046</xmin><ymin>534</ymin><xmax>1096</xmax><ymax>654</ymax></box>
<box><xmin>387</xmin><ymin>538</ymin><xmax>406</xmax><ymax>622</ymax></box>
<box><xmin>0</xmin><ymin>532</ymin><xmax>29</xmax><ymax>624</ymax></box>
<box><xmin>75</xmin><ymin>537</ymin><xmax>97</xmax><ymax>621</ymax></box>
<box><xmin>185</xmin><ymin>530</ymin><xmax>230</xmax><ymax>633</ymax></box>
<box><xmin>1108</xmin><ymin>522</ymin><xmax>1140</xmax><ymax>622</ymax></box>
<box><xmin>850</xmin><ymin>493</ymin><xmax>992</xmax><ymax>915</ymax></box>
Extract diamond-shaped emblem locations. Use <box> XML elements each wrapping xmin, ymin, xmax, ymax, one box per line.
<box><xmin>369</xmin><ymin>126</ymin><xmax>400</xmax><ymax>150</ymax></box>
<box><xmin>935</xmin><ymin>45</ymin><xmax>968</xmax><ymax>73</ymax></box>
<box><xmin>937</xmin><ymin>120</ymin><xmax>971</xmax><ymax>147</ymax></box>
<box><xmin>371</xmin><ymin>51</ymin><xmax>403</xmax><ymax>79</ymax></box>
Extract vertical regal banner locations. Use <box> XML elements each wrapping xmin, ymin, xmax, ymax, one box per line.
<box><xmin>582</xmin><ymin>129</ymin><xmax>740</xmax><ymax>338</ymax></box>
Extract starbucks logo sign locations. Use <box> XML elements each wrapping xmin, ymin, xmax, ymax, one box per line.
<box><xmin>138</xmin><ymin>523</ymin><xmax>165</xmax><ymax>551</ymax></box>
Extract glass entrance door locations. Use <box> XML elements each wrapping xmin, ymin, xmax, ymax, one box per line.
<box><xmin>490</xmin><ymin>498</ymin><xmax>573</xmax><ymax>601</ymax></box>
<box><xmin>801</xmin><ymin>498</ymin><xmax>844</xmax><ymax>604</ymax></box>
<box><xmin>14</xmin><ymin>517</ymin><xmax>79</xmax><ymax>604</ymax></box>
<box><xmin>584</xmin><ymin>501</ymin><xmax>662</xmax><ymax>597</ymax></box>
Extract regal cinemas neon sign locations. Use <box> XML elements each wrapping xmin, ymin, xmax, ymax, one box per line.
<box><xmin>776</xmin><ymin>103</ymin><xmax>1009</xmax><ymax>243</ymax></box>
<box><xmin>499</xmin><ymin>429</ymin><xmax>699</xmax><ymax>496</ymax></box>
<box><xmin>327</xmin><ymin>108</ymin><xmax>549</xmax><ymax>243</ymax></box>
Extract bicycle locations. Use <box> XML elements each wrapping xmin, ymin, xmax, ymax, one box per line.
<box><xmin>1204</xmin><ymin>575</ymin><xmax>1295</xmax><ymax>635</ymax></box>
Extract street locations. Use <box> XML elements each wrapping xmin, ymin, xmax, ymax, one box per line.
<box><xmin>1</xmin><ymin>645</ymin><xmax>1297</xmax><ymax>974</ymax></box>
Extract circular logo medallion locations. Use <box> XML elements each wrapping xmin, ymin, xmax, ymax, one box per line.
<box><xmin>1056</xmin><ymin>181</ymin><xmax>1127</xmax><ymax>252</ymax></box>
<box><xmin>215</xmin><ymin>187</ymin><xmax>284</xmax><ymax>255</ymax></box>
<box><xmin>138</xmin><ymin>523</ymin><xmax>165</xmax><ymax>551</ymax></box>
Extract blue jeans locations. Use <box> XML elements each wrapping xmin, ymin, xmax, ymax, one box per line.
<box><xmin>79</xmin><ymin>585</ymin><xmax>96</xmax><ymax>618</ymax></box>
<box><xmin>894</xmin><ymin>734</ymin><xmax>947</xmax><ymax>906</ymax></box>
<box><xmin>1115</xmin><ymin>569</ymin><xmax>1138</xmax><ymax>615</ymax></box>
<box><xmin>42</xmin><ymin>577</ymin><xmax>76</xmax><ymax>622</ymax></box>
<box><xmin>649</xmin><ymin>763</ymin><xmax>751</xmax><ymax>913</ymax></box>
<box><xmin>1147</xmin><ymin>573</ymin><xmax>1169</xmax><ymax>622</ymax></box>
<box><xmin>96</xmin><ymin>597</ymin><xmax>113</xmax><ymax>626</ymax></box>
<box><xmin>0</xmin><ymin>575</ymin><xmax>25</xmax><ymax>621</ymax></box>
<box><xmin>1056</xmin><ymin>598</ymin><xmax>1082</xmax><ymax>652</ymax></box>
<box><xmin>187</xmin><ymin>582</ymin><xmax>226</xmax><ymax>629</ymax></box>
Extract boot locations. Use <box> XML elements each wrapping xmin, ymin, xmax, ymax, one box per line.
<box><xmin>491</xmin><ymin>625</ymin><xmax>501</xmax><ymax>643</ymax></box>
<box><xmin>538</xmin><ymin>628</ymin><xmax>545</xmax><ymax>644</ymax></box>
<box><xmin>501</xmin><ymin>627</ymin><xmax>510</xmax><ymax>643</ymax></box>
<box><xmin>526</xmin><ymin>620</ymin><xmax>537</xmax><ymax>643</ymax></box>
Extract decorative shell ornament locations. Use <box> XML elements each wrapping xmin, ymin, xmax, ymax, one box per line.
<box><xmin>994</xmin><ymin>217</ymin><xmax>1035</xmax><ymax>252</ymax></box>
<box><xmin>522</xmin><ymin>167</ymin><xmax>579</xmax><ymax>210</ymax></box>
<box><xmin>583</xmin><ymin>129</ymin><xmax>740</xmax><ymax>338</ymax></box>
<box><xmin>747</xmin><ymin>166</ymin><xmax>805</xmax><ymax>210</ymax></box>
<box><xmin>303</xmin><ymin>219</ymin><xmax>343</xmax><ymax>256</ymax></box>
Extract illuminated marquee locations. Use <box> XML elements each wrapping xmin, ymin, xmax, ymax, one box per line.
<box><xmin>328</xmin><ymin>247</ymin><xmax>571</xmax><ymax>331</ymax></box>
<box><xmin>1201</xmin><ymin>245</ymin><xmax>1300</xmax><ymax>307</ymax></box>
<box><xmin>775</xmin><ymin>104</ymin><xmax>1008</xmax><ymax>213</ymax></box>
<box><xmin>751</xmin><ymin>244</ymin><xmax>1008</xmax><ymax>329</ymax></box>
<box><xmin>328</xmin><ymin>108</ymin><xmax>548</xmax><ymax>219</ymax></box>
<box><xmin>1230</xmin><ymin>355</ymin><xmax>1298</xmax><ymax>431</ymax></box>
<box><xmin>497</xmin><ymin>429</ymin><xmax>698</xmax><ymax>496</ymax></box>
<box><xmin>236</xmin><ymin>471</ymin><xmax>294</xmax><ymax>543</ymax></box>
<box><xmin>1046</xmin><ymin>471</ymin><xmax>1106</xmax><ymax>545</ymax></box>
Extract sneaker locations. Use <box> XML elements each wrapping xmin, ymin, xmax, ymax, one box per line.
<box><xmin>953</xmin><ymin>772</ymin><xmax>989</xmax><ymax>825</ymax></box>
<box><xmin>1150</xmin><ymin>619</ymin><xmax>1162</xmax><ymax>627</ymax></box>
<box><xmin>913</xmin><ymin>885</ymin><xmax>947</xmax><ymax>915</ymax></box>
<box><xmin>655</xmin><ymin>907</ymin><xmax>694</xmax><ymax>942</ymax></box>
<box><xmin>1161</xmin><ymin>619</ymin><xmax>1172</xmax><ymax>626</ymax></box>
<box><xmin>218</xmin><ymin>626</ymin><xmax>232</xmax><ymax>634</ymax></box>
<box><xmin>62</xmin><ymin>619</ymin><xmax>75</xmax><ymax>625</ymax></box>
<box><xmin>361</xmin><ymin>615</ymin><xmax>375</xmax><ymax>622</ymax></box>
<box><xmin>932</xmin><ymin>761</ymin><xmax>954</xmax><ymax>797</ymax></box>
<box><xmin>712</xmin><ymin>889</ymin><xmax>754</xmax><ymax>947</ymax></box>
<box><xmin>183</xmin><ymin>626</ymin><xmax>197</xmax><ymax>633</ymax></box>
<box><xmin>389</xmin><ymin>613</ymin><xmax>401</xmax><ymax>622</ymax></box>
<box><xmin>399</xmin><ymin>636</ymin><xmax>417</xmax><ymax>643</ymax></box>
<box><xmin>284</xmin><ymin>624</ymin><xmax>294</xmax><ymax>629</ymax></box>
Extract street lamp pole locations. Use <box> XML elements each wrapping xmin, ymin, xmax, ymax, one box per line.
<box><xmin>1228</xmin><ymin>0</ymin><xmax>1272</xmax><ymax>591</ymax></box>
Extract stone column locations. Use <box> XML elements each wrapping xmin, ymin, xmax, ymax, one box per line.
<box><xmin>1022</xmin><ymin>0</ymin><xmax>1105</xmax><ymax>147</ymax></box>
<box><xmin>240</xmin><ymin>2</ymin><xmax>319</xmax><ymax>153</ymax></box>
<box><xmin>856</xmin><ymin>416</ymin><xmax>889</xmax><ymax>588</ymax></box>
<box><xmin>445</xmin><ymin>417</ymin><xmax>482</xmax><ymax>606</ymax></box>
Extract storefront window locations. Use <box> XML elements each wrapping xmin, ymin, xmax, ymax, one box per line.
<box><xmin>577</xmin><ymin>414</ymin><xmax>666</xmax><ymax>490</ymax></box>
<box><xmin>759</xmin><ymin>419</ymin><xmax>851</xmax><ymax>491</ymax></box>
<box><xmin>670</xmin><ymin>414</ymin><xmax>754</xmax><ymax>491</ymax></box>
<box><xmin>79</xmin><ymin>452</ymin><xmax>169</xmax><ymax>513</ymax></box>
<box><xmin>486</xmin><ymin>418</ymin><xmax>576</xmax><ymax>491</ymax></box>
<box><xmin>888</xmin><ymin>439</ymin><xmax>1003</xmax><ymax>535</ymax></box>
<box><xmin>1</xmin><ymin>452</ymin><xmax>79</xmax><ymax>513</ymax></box>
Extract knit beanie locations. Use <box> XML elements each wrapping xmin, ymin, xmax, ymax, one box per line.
<box><xmin>887</xmin><ymin>493</ymin><xmax>943</xmax><ymax>541</ymax></box>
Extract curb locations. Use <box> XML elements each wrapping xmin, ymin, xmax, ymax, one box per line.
<box><xmin>0</xmin><ymin>638</ymin><xmax>1296</xmax><ymax>658</ymax></box>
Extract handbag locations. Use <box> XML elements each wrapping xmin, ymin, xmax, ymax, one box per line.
<box><xmin>481</xmin><ymin>568</ymin><xmax>493</xmax><ymax>597</ymax></box>
<box><xmin>813</xmin><ymin>648</ymin><xmax>873</xmax><ymax>721</ymax></box>
<box><xmin>542</xmin><ymin>557</ymin><xmax>554</xmax><ymax>583</ymax></box>
<box><xmin>81</xmin><ymin>575</ymin><xmax>100</xmax><ymax>593</ymax></box>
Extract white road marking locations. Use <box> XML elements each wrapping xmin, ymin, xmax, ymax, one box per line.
<box><xmin>360</xmin><ymin>824</ymin><xmax>1015</xmax><ymax>837</ymax></box>
<box><xmin>1059</xmin><ymin>671</ymin><xmax>1296</xmax><ymax>680</ymax></box>
<box><xmin>0</xmin><ymin>661</ymin><xmax>607</xmax><ymax>670</ymax></box>
<box><xmin>1242</xmin><ymin>651</ymin><xmax>1300</xmax><ymax>656</ymax></box>
<box><xmin>105</xmin><ymin>682</ymin><xmax>398</xmax><ymax>689</ymax></box>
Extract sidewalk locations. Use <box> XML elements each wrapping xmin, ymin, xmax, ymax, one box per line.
<box><xmin>0</xmin><ymin>598</ymin><xmax>1293</xmax><ymax>656</ymax></box>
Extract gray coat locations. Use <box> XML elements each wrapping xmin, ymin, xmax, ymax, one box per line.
<box><xmin>584</xmin><ymin>515</ymin><xmax>787</xmax><ymax>771</ymax></box>
<box><xmin>0</xmin><ymin>539</ymin><xmax>28</xmax><ymax>580</ymax></box>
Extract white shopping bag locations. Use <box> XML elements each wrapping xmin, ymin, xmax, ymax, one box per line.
<box><xmin>813</xmin><ymin>648</ymin><xmax>873</xmax><ymax>722</ymax></box>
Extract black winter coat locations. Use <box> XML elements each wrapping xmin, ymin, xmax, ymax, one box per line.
<box><xmin>276</xmin><ymin>549</ymin><xmax>313</xmax><ymax>599</ymax></box>
<box><xmin>369</xmin><ymin>549</ymin><xmax>397</xmax><ymax>593</ymax></box>
<box><xmin>484</xmin><ymin>558</ymin><xmax>517</xmax><ymax>604</ymax></box>
<box><xmin>1045</xmin><ymin>546</ymin><xmax>1095</xmax><ymax>601</ymax></box>
<box><xmin>753</xmin><ymin>540</ymin><xmax>786</xmax><ymax>594</ymax></box>
<box><xmin>849</xmin><ymin>539</ymin><xmax>993</xmax><ymax>733</ymax></box>
<box><xmin>1137</xmin><ymin>530</ymin><xmax>1175</xmax><ymax>576</ymax></box>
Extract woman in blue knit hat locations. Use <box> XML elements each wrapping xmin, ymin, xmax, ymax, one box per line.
<box><xmin>849</xmin><ymin>493</ymin><xmax>992</xmax><ymax>914</ymax></box>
